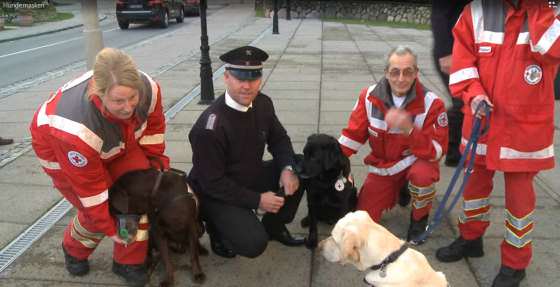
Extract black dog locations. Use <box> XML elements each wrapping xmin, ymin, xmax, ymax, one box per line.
<box><xmin>296</xmin><ymin>133</ymin><xmax>358</xmax><ymax>249</ymax></box>
<box><xmin>109</xmin><ymin>168</ymin><xmax>206</xmax><ymax>287</ymax></box>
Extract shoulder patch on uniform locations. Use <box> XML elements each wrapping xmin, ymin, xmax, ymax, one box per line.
<box><xmin>205</xmin><ymin>113</ymin><xmax>217</xmax><ymax>130</ymax></box>
<box><xmin>68</xmin><ymin>151</ymin><xmax>88</xmax><ymax>168</ymax></box>
<box><xmin>437</xmin><ymin>112</ymin><xmax>448</xmax><ymax>127</ymax></box>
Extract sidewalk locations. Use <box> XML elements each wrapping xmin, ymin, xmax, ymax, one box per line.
<box><xmin>0</xmin><ymin>3</ymin><xmax>559</xmax><ymax>287</ymax></box>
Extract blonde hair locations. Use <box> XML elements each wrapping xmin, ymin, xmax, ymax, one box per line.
<box><xmin>91</xmin><ymin>47</ymin><xmax>144</xmax><ymax>99</ymax></box>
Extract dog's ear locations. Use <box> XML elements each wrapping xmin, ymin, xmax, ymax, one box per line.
<box><xmin>340</xmin><ymin>229</ymin><xmax>363</xmax><ymax>264</ymax></box>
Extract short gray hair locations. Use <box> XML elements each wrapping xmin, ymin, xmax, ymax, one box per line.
<box><xmin>385</xmin><ymin>45</ymin><xmax>418</xmax><ymax>70</ymax></box>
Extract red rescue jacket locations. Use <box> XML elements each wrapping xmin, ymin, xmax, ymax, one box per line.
<box><xmin>339</xmin><ymin>78</ymin><xmax>448</xmax><ymax>176</ymax></box>
<box><xmin>30</xmin><ymin>71</ymin><xmax>169</xmax><ymax>236</ymax></box>
<box><xmin>449</xmin><ymin>0</ymin><xmax>556</xmax><ymax>171</ymax></box>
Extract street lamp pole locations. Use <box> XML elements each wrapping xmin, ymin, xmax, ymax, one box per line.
<box><xmin>199</xmin><ymin>0</ymin><xmax>214</xmax><ymax>105</ymax></box>
<box><xmin>81</xmin><ymin>0</ymin><xmax>104</xmax><ymax>69</ymax></box>
<box><xmin>273</xmin><ymin>0</ymin><xmax>279</xmax><ymax>34</ymax></box>
<box><xmin>286</xmin><ymin>0</ymin><xmax>291</xmax><ymax>20</ymax></box>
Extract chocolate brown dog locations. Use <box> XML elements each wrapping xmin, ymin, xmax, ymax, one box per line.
<box><xmin>297</xmin><ymin>133</ymin><xmax>358</xmax><ymax>249</ymax></box>
<box><xmin>109</xmin><ymin>168</ymin><xmax>206</xmax><ymax>286</ymax></box>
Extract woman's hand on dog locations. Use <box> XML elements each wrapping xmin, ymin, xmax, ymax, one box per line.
<box><xmin>259</xmin><ymin>191</ymin><xmax>285</xmax><ymax>213</ymax></box>
<box><xmin>110</xmin><ymin>234</ymin><xmax>130</xmax><ymax>245</ymax></box>
<box><xmin>280</xmin><ymin>169</ymin><xmax>299</xmax><ymax>196</ymax></box>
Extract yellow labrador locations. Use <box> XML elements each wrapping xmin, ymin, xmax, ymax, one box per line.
<box><xmin>319</xmin><ymin>211</ymin><xmax>448</xmax><ymax>287</ymax></box>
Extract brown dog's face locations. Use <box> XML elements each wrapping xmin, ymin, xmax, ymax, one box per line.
<box><xmin>156</xmin><ymin>174</ymin><xmax>199</xmax><ymax>245</ymax></box>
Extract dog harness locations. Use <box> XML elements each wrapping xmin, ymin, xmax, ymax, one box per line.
<box><xmin>368</xmin><ymin>243</ymin><xmax>409</xmax><ymax>278</ymax></box>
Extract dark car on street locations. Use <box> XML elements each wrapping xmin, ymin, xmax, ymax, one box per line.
<box><xmin>116</xmin><ymin>0</ymin><xmax>185</xmax><ymax>29</ymax></box>
<box><xmin>183</xmin><ymin>0</ymin><xmax>200</xmax><ymax>16</ymax></box>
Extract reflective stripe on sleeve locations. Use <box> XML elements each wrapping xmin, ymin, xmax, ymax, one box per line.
<box><xmin>449</xmin><ymin>67</ymin><xmax>480</xmax><ymax>85</ymax></box>
<box><xmin>139</xmin><ymin>133</ymin><xmax>165</xmax><ymax>145</ymax></box>
<box><xmin>338</xmin><ymin>135</ymin><xmax>362</xmax><ymax>152</ymax></box>
<box><xmin>79</xmin><ymin>190</ymin><xmax>109</xmax><ymax>208</ymax></box>
<box><xmin>534</xmin><ymin>18</ymin><xmax>560</xmax><ymax>55</ymax></box>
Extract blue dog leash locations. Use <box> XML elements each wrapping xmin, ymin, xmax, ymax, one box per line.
<box><xmin>410</xmin><ymin>102</ymin><xmax>491</xmax><ymax>245</ymax></box>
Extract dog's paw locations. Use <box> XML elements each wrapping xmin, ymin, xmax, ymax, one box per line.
<box><xmin>193</xmin><ymin>272</ymin><xmax>206</xmax><ymax>283</ymax></box>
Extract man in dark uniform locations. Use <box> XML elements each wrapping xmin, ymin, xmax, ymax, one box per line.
<box><xmin>431</xmin><ymin>0</ymin><xmax>471</xmax><ymax>166</ymax></box>
<box><xmin>188</xmin><ymin>46</ymin><xmax>305</xmax><ymax>259</ymax></box>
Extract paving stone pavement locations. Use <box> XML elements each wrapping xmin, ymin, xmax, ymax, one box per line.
<box><xmin>0</xmin><ymin>3</ymin><xmax>559</xmax><ymax>287</ymax></box>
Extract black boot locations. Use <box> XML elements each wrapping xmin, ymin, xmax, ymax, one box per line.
<box><xmin>444</xmin><ymin>145</ymin><xmax>461</xmax><ymax>167</ymax></box>
<box><xmin>436</xmin><ymin>236</ymin><xmax>484</xmax><ymax>262</ymax></box>
<box><xmin>398</xmin><ymin>182</ymin><xmax>411</xmax><ymax>207</ymax></box>
<box><xmin>406</xmin><ymin>214</ymin><xmax>428</xmax><ymax>245</ymax></box>
<box><xmin>112</xmin><ymin>261</ymin><xmax>148</xmax><ymax>287</ymax></box>
<box><xmin>62</xmin><ymin>244</ymin><xmax>89</xmax><ymax>276</ymax></box>
<box><xmin>206</xmin><ymin>222</ymin><xmax>235</xmax><ymax>258</ymax></box>
<box><xmin>491</xmin><ymin>265</ymin><xmax>526</xmax><ymax>287</ymax></box>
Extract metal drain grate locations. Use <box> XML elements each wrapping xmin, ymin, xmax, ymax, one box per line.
<box><xmin>0</xmin><ymin>199</ymin><xmax>72</xmax><ymax>274</ymax></box>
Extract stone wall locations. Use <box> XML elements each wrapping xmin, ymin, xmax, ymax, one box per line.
<box><xmin>262</xmin><ymin>0</ymin><xmax>431</xmax><ymax>25</ymax></box>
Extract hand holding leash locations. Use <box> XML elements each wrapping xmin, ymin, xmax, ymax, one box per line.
<box><xmin>470</xmin><ymin>94</ymin><xmax>493</xmax><ymax>118</ymax></box>
<box><xmin>259</xmin><ymin>191</ymin><xmax>285</xmax><ymax>213</ymax></box>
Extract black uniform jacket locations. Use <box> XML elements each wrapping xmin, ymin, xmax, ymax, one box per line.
<box><xmin>431</xmin><ymin>0</ymin><xmax>471</xmax><ymax>59</ymax></box>
<box><xmin>188</xmin><ymin>92</ymin><xmax>295</xmax><ymax>209</ymax></box>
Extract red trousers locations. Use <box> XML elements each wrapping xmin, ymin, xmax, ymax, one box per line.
<box><xmin>357</xmin><ymin>159</ymin><xmax>439</xmax><ymax>222</ymax></box>
<box><xmin>458</xmin><ymin>165</ymin><xmax>536</xmax><ymax>270</ymax></box>
<box><xmin>38</xmin><ymin>145</ymin><xmax>151</xmax><ymax>265</ymax></box>
<box><xmin>62</xmin><ymin>209</ymin><xmax>149</xmax><ymax>265</ymax></box>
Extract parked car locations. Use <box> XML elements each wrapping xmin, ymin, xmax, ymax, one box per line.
<box><xmin>183</xmin><ymin>0</ymin><xmax>200</xmax><ymax>16</ymax></box>
<box><xmin>116</xmin><ymin>0</ymin><xmax>185</xmax><ymax>29</ymax></box>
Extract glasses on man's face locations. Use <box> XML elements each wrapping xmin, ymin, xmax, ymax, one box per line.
<box><xmin>387</xmin><ymin>67</ymin><xmax>417</xmax><ymax>79</ymax></box>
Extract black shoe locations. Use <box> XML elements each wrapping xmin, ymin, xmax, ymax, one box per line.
<box><xmin>62</xmin><ymin>245</ymin><xmax>89</xmax><ymax>276</ymax></box>
<box><xmin>436</xmin><ymin>236</ymin><xmax>484</xmax><ymax>262</ymax></box>
<box><xmin>0</xmin><ymin>137</ymin><xmax>13</xmax><ymax>146</ymax></box>
<box><xmin>444</xmin><ymin>146</ymin><xmax>461</xmax><ymax>167</ymax></box>
<box><xmin>112</xmin><ymin>261</ymin><xmax>148</xmax><ymax>287</ymax></box>
<box><xmin>398</xmin><ymin>182</ymin><xmax>411</xmax><ymax>207</ymax></box>
<box><xmin>267</xmin><ymin>225</ymin><xmax>305</xmax><ymax>247</ymax></box>
<box><xmin>206</xmin><ymin>222</ymin><xmax>235</xmax><ymax>258</ymax></box>
<box><xmin>491</xmin><ymin>265</ymin><xmax>526</xmax><ymax>287</ymax></box>
<box><xmin>406</xmin><ymin>214</ymin><xmax>428</xmax><ymax>245</ymax></box>
<box><xmin>209</xmin><ymin>236</ymin><xmax>236</xmax><ymax>258</ymax></box>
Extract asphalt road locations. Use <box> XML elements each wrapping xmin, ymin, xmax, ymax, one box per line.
<box><xmin>0</xmin><ymin>15</ymin><xmax>199</xmax><ymax>89</ymax></box>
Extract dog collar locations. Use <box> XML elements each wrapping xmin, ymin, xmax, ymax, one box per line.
<box><xmin>368</xmin><ymin>243</ymin><xmax>409</xmax><ymax>278</ymax></box>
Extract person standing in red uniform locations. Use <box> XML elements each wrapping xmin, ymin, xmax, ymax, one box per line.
<box><xmin>338</xmin><ymin>46</ymin><xmax>448</xmax><ymax>243</ymax></box>
<box><xmin>30</xmin><ymin>48</ymin><xmax>169</xmax><ymax>287</ymax></box>
<box><xmin>435</xmin><ymin>1</ymin><xmax>557</xmax><ymax>286</ymax></box>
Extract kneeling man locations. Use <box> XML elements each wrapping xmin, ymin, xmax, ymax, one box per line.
<box><xmin>188</xmin><ymin>46</ymin><xmax>305</xmax><ymax>258</ymax></box>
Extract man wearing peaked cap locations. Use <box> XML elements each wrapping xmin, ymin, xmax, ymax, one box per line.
<box><xmin>188</xmin><ymin>46</ymin><xmax>305</xmax><ymax>259</ymax></box>
<box><xmin>220</xmin><ymin>45</ymin><xmax>269</xmax><ymax>81</ymax></box>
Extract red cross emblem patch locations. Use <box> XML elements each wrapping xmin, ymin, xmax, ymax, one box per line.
<box><xmin>67</xmin><ymin>151</ymin><xmax>88</xmax><ymax>168</ymax></box>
